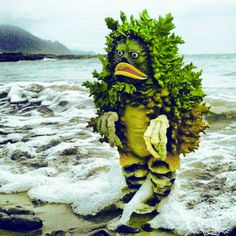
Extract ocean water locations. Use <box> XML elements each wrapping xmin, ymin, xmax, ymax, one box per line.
<box><xmin>0</xmin><ymin>55</ymin><xmax>236</xmax><ymax>235</ymax></box>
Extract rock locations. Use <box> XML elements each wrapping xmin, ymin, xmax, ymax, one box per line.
<box><xmin>20</xmin><ymin>159</ymin><xmax>48</xmax><ymax>168</ymax></box>
<box><xmin>45</xmin><ymin>230</ymin><xmax>66</xmax><ymax>236</ymax></box>
<box><xmin>58</xmin><ymin>100</ymin><xmax>69</xmax><ymax>107</ymax></box>
<box><xmin>0</xmin><ymin>91</ymin><xmax>8</xmax><ymax>99</ymax></box>
<box><xmin>29</xmin><ymin>84</ymin><xmax>44</xmax><ymax>93</ymax></box>
<box><xmin>6</xmin><ymin>206</ymin><xmax>35</xmax><ymax>215</ymax></box>
<box><xmin>0</xmin><ymin>214</ymin><xmax>43</xmax><ymax>231</ymax></box>
<box><xmin>60</xmin><ymin>147</ymin><xmax>78</xmax><ymax>156</ymax></box>
<box><xmin>0</xmin><ymin>139</ymin><xmax>19</xmax><ymax>145</ymax></box>
<box><xmin>36</xmin><ymin>139</ymin><xmax>60</xmax><ymax>153</ymax></box>
<box><xmin>226</xmin><ymin>227</ymin><xmax>236</xmax><ymax>236</ymax></box>
<box><xmin>116</xmin><ymin>225</ymin><xmax>140</xmax><ymax>234</ymax></box>
<box><xmin>37</xmin><ymin>106</ymin><xmax>54</xmax><ymax>117</ymax></box>
<box><xmin>141</xmin><ymin>223</ymin><xmax>153</xmax><ymax>232</ymax></box>
<box><xmin>0</xmin><ymin>130</ymin><xmax>9</xmax><ymax>135</ymax></box>
<box><xmin>31</xmin><ymin>199</ymin><xmax>45</xmax><ymax>206</ymax></box>
<box><xmin>0</xmin><ymin>52</ymin><xmax>97</xmax><ymax>62</ymax></box>
<box><xmin>0</xmin><ymin>207</ymin><xmax>7</xmax><ymax>214</ymax></box>
<box><xmin>10</xmin><ymin>150</ymin><xmax>33</xmax><ymax>161</ymax></box>
<box><xmin>90</xmin><ymin>229</ymin><xmax>111</xmax><ymax>236</ymax></box>
<box><xmin>19</xmin><ymin>102</ymin><xmax>42</xmax><ymax>113</ymax></box>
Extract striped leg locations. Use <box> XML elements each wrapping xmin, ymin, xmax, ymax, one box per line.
<box><xmin>141</xmin><ymin>156</ymin><xmax>179</xmax><ymax>232</ymax></box>
<box><xmin>119</xmin><ymin>152</ymin><xmax>164</xmax><ymax>214</ymax></box>
<box><xmin>118</xmin><ymin>152</ymin><xmax>149</xmax><ymax>208</ymax></box>
<box><xmin>148</xmin><ymin>157</ymin><xmax>176</xmax><ymax>211</ymax></box>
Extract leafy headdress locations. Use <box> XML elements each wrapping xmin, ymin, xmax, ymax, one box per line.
<box><xmin>83</xmin><ymin>10</ymin><xmax>209</xmax><ymax>156</ymax></box>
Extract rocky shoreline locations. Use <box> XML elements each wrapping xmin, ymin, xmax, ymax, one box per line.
<box><xmin>0</xmin><ymin>193</ymin><xmax>180</xmax><ymax>236</ymax></box>
<box><xmin>0</xmin><ymin>52</ymin><xmax>97</xmax><ymax>62</ymax></box>
<box><xmin>0</xmin><ymin>193</ymin><xmax>115</xmax><ymax>236</ymax></box>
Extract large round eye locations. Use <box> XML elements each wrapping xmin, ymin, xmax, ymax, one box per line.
<box><xmin>117</xmin><ymin>51</ymin><xmax>124</xmax><ymax>56</ymax></box>
<box><xmin>131</xmin><ymin>52</ymin><xmax>139</xmax><ymax>59</ymax></box>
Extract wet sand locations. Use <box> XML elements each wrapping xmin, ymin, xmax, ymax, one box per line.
<box><xmin>0</xmin><ymin>192</ymin><xmax>177</xmax><ymax>236</ymax></box>
<box><xmin>0</xmin><ymin>192</ymin><xmax>106</xmax><ymax>235</ymax></box>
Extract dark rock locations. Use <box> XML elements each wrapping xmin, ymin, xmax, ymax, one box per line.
<box><xmin>45</xmin><ymin>230</ymin><xmax>66</xmax><ymax>236</ymax></box>
<box><xmin>37</xmin><ymin>106</ymin><xmax>54</xmax><ymax>117</ymax></box>
<box><xmin>36</xmin><ymin>139</ymin><xmax>60</xmax><ymax>153</ymax></box>
<box><xmin>226</xmin><ymin>227</ymin><xmax>236</xmax><ymax>236</ymax></box>
<box><xmin>141</xmin><ymin>223</ymin><xmax>153</xmax><ymax>232</ymax></box>
<box><xmin>21</xmin><ymin>159</ymin><xmax>48</xmax><ymax>168</ymax></box>
<box><xmin>0</xmin><ymin>130</ymin><xmax>8</xmax><ymax>135</ymax></box>
<box><xmin>31</xmin><ymin>199</ymin><xmax>45</xmax><ymax>206</ymax></box>
<box><xmin>0</xmin><ymin>91</ymin><xmax>8</xmax><ymax>99</ymax></box>
<box><xmin>0</xmin><ymin>52</ymin><xmax>97</xmax><ymax>62</ymax></box>
<box><xmin>6</xmin><ymin>206</ymin><xmax>35</xmax><ymax>215</ymax></box>
<box><xmin>116</xmin><ymin>225</ymin><xmax>140</xmax><ymax>234</ymax></box>
<box><xmin>0</xmin><ymin>207</ymin><xmax>7</xmax><ymax>214</ymax></box>
<box><xmin>58</xmin><ymin>100</ymin><xmax>69</xmax><ymax>107</ymax></box>
<box><xmin>60</xmin><ymin>147</ymin><xmax>78</xmax><ymax>156</ymax></box>
<box><xmin>29</xmin><ymin>84</ymin><xmax>44</xmax><ymax>93</ymax></box>
<box><xmin>90</xmin><ymin>229</ymin><xmax>110</xmax><ymax>236</ymax></box>
<box><xmin>0</xmin><ymin>139</ymin><xmax>19</xmax><ymax>145</ymax></box>
<box><xmin>0</xmin><ymin>214</ymin><xmax>43</xmax><ymax>231</ymax></box>
<box><xmin>10</xmin><ymin>150</ymin><xmax>33</xmax><ymax>161</ymax></box>
<box><xmin>19</xmin><ymin>102</ymin><xmax>42</xmax><ymax>113</ymax></box>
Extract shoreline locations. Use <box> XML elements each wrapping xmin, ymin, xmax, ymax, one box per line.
<box><xmin>0</xmin><ymin>52</ymin><xmax>97</xmax><ymax>62</ymax></box>
<box><xmin>0</xmin><ymin>192</ymin><xmax>108</xmax><ymax>236</ymax></box>
<box><xmin>0</xmin><ymin>193</ymin><xmax>177</xmax><ymax>236</ymax></box>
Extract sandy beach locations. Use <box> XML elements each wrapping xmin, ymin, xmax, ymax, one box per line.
<box><xmin>0</xmin><ymin>192</ymin><xmax>178</xmax><ymax>236</ymax></box>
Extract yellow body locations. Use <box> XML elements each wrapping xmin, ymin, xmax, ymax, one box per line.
<box><xmin>120</xmin><ymin>105</ymin><xmax>180</xmax><ymax>171</ymax></box>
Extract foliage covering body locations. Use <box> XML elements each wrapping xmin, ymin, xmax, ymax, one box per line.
<box><xmin>83</xmin><ymin>10</ymin><xmax>209</xmax><ymax>156</ymax></box>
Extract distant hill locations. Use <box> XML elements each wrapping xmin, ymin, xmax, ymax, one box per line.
<box><xmin>0</xmin><ymin>25</ymin><xmax>72</xmax><ymax>55</ymax></box>
<box><xmin>71</xmin><ymin>49</ymin><xmax>96</xmax><ymax>55</ymax></box>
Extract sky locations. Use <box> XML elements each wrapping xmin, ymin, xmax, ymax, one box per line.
<box><xmin>0</xmin><ymin>0</ymin><xmax>236</xmax><ymax>54</ymax></box>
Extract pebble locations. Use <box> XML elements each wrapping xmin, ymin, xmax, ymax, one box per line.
<box><xmin>116</xmin><ymin>225</ymin><xmax>140</xmax><ymax>234</ymax></box>
<box><xmin>45</xmin><ymin>230</ymin><xmax>66</xmax><ymax>236</ymax></box>
<box><xmin>90</xmin><ymin>229</ymin><xmax>111</xmax><ymax>236</ymax></box>
<box><xmin>10</xmin><ymin>150</ymin><xmax>33</xmax><ymax>161</ymax></box>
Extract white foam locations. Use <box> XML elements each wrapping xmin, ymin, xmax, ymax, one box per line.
<box><xmin>7</xmin><ymin>84</ymin><xmax>28</xmax><ymax>103</ymax></box>
<box><xmin>149</xmin><ymin>131</ymin><xmax>236</xmax><ymax>235</ymax></box>
<box><xmin>0</xmin><ymin>82</ymin><xmax>236</xmax><ymax>235</ymax></box>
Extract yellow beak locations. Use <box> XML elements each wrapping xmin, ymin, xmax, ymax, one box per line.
<box><xmin>114</xmin><ymin>62</ymin><xmax>147</xmax><ymax>80</ymax></box>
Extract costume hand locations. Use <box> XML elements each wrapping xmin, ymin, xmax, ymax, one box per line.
<box><xmin>97</xmin><ymin>112</ymin><xmax>123</xmax><ymax>148</ymax></box>
<box><xmin>144</xmin><ymin>115</ymin><xmax>169</xmax><ymax>160</ymax></box>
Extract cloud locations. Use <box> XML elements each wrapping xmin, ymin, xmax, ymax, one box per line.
<box><xmin>0</xmin><ymin>0</ymin><xmax>236</xmax><ymax>53</ymax></box>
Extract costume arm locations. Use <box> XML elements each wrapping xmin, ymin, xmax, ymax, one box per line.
<box><xmin>97</xmin><ymin>112</ymin><xmax>123</xmax><ymax>148</ymax></box>
<box><xmin>143</xmin><ymin>115</ymin><xmax>169</xmax><ymax>160</ymax></box>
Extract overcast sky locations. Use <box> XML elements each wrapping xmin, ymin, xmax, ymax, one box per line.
<box><xmin>0</xmin><ymin>0</ymin><xmax>235</xmax><ymax>54</ymax></box>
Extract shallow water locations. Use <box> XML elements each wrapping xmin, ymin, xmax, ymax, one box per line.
<box><xmin>0</xmin><ymin>55</ymin><xmax>236</xmax><ymax>235</ymax></box>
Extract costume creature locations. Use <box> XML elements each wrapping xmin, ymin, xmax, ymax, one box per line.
<box><xmin>83</xmin><ymin>11</ymin><xmax>208</xmax><ymax>232</ymax></box>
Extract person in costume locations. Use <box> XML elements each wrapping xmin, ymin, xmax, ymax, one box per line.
<box><xmin>83</xmin><ymin>10</ymin><xmax>208</xmax><ymax>232</ymax></box>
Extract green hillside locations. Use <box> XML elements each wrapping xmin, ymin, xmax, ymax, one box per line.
<box><xmin>0</xmin><ymin>25</ymin><xmax>71</xmax><ymax>55</ymax></box>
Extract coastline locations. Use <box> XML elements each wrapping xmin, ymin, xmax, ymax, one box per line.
<box><xmin>0</xmin><ymin>52</ymin><xmax>97</xmax><ymax>62</ymax></box>
<box><xmin>0</xmin><ymin>193</ymin><xmax>177</xmax><ymax>236</ymax></box>
<box><xmin>0</xmin><ymin>192</ymin><xmax>111</xmax><ymax>236</ymax></box>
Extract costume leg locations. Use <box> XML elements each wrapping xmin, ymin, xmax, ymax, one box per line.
<box><xmin>148</xmin><ymin>157</ymin><xmax>176</xmax><ymax>210</ymax></box>
<box><xmin>141</xmin><ymin>156</ymin><xmax>178</xmax><ymax>231</ymax></box>
<box><xmin>108</xmin><ymin>152</ymin><xmax>152</xmax><ymax>230</ymax></box>
<box><xmin>118</xmin><ymin>152</ymin><xmax>149</xmax><ymax>205</ymax></box>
